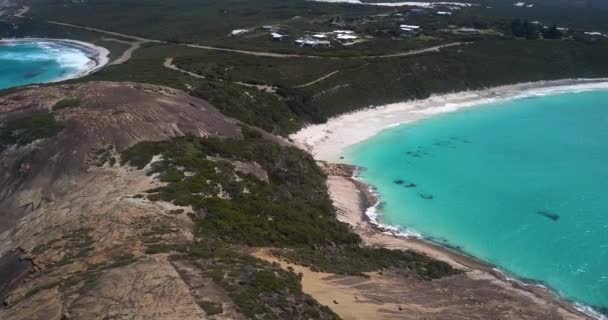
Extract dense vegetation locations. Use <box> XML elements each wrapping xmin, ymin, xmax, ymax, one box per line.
<box><xmin>121</xmin><ymin>129</ymin><xmax>458</xmax><ymax>273</ymax></box>
<box><xmin>276</xmin><ymin>246</ymin><xmax>459</xmax><ymax>279</ymax></box>
<box><xmin>121</xmin><ymin>131</ymin><xmax>459</xmax><ymax>316</ymax></box>
<box><xmin>52</xmin><ymin>97</ymin><xmax>81</xmax><ymax>110</ymax></box>
<box><xmin>172</xmin><ymin>240</ymin><xmax>339</xmax><ymax>319</ymax></box>
<box><xmin>121</xmin><ymin>128</ymin><xmax>358</xmax><ymax>246</ymax></box>
<box><xmin>0</xmin><ymin>112</ymin><xmax>64</xmax><ymax>152</ymax></box>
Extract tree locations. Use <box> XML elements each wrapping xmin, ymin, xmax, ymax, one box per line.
<box><xmin>523</xmin><ymin>20</ymin><xmax>539</xmax><ymax>40</ymax></box>
<box><xmin>511</xmin><ymin>18</ymin><xmax>525</xmax><ymax>37</ymax></box>
<box><xmin>543</xmin><ymin>24</ymin><xmax>563</xmax><ymax>39</ymax></box>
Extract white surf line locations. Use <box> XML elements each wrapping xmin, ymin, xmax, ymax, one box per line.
<box><xmin>0</xmin><ymin>38</ymin><xmax>110</xmax><ymax>80</ymax></box>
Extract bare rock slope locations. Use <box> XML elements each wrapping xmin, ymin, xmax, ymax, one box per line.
<box><xmin>0</xmin><ymin>82</ymin><xmax>242</xmax><ymax>320</ymax></box>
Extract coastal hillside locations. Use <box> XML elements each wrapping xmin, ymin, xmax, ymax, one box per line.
<box><xmin>1</xmin><ymin>0</ymin><xmax>608</xmax><ymax>317</ymax></box>
<box><xmin>0</xmin><ymin>81</ymin><xmax>588</xmax><ymax>319</ymax></box>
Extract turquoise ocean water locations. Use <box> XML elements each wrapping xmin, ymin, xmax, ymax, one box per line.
<box><xmin>347</xmin><ymin>90</ymin><xmax>608</xmax><ymax>315</ymax></box>
<box><xmin>0</xmin><ymin>40</ymin><xmax>93</xmax><ymax>90</ymax></box>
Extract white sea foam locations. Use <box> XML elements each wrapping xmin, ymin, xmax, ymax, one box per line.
<box><xmin>575</xmin><ymin>304</ymin><xmax>608</xmax><ymax>320</ymax></box>
<box><xmin>0</xmin><ymin>38</ymin><xmax>109</xmax><ymax>84</ymax></box>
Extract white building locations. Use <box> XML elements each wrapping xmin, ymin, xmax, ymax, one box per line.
<box><xmin>333</xmin><ymin>30</ymin><xmax>355</xmax><ymax>34</ymax></box>
<box><xmin>336</xmin><ymin>34</ymin><xmax>358</xmax><ymax>40</ymax></box>
<box><xmin>295</xmin><ymin>38</ymin><xmax>331</xmax><ymax>47</ymax></box>
<box><xmin>230</xmin><ymin>29</ymin><xmax>248</xmax><ymax>36</ymax></box>
<box><xmin>271</xmin><ymin>33</ymin><xmax>288</xmax><ymax>40</ymax></box>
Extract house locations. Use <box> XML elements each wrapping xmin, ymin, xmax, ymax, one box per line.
<box><xmin>400</xmin><ymin>25</ymin><xmax>421</xmax><ymax>33</ymax></box>
<box><xmin>333</xmin><ymin>30</ymin><xmax>355</xmax><ymax>34</ymax></box>
<box><xmin>270</xmin><ymin>33</ymin><xmax>288</xmax><ymax>41</ymax></box>
<box><xmin>336</xmin><ymin>34</ymin><xmax>358</xmax><ymax>40</ymax></box>
<box><xmin>230</xmin><ymin>29</ymin><xmax>248</xmax><ymax>36</ymax></box>
<box><xmin>584</xmin><ymin>31</ymin><xmax>604</xmax><ymax>37</ymax></box>
<box><xmin>436</xmin><ymin>11</ymin><xmax>452</xmax><ymax>16</ymax></box>
<box><xmin>295</xmin><ymin>37</ymin><xmax>331</xmax><ymax>47</ymax></box>
<box><xmin>313</xmin><ymin>33</ymin><xmax>328</xmax><ymax>39</ymax></box>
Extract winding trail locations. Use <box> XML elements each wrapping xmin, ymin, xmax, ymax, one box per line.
<box><xmin>46</xmin><ymin>20</ymin><xmax>466</xmax><ymax>59</ymax></box>
<box><xmin>163</xmin><ymin>57</ymin><xmax>277</xmax><ymax>93</ymax></box>
<box><xmin>13</xmin><ymin>5</ymin><xmax>28</xmax><ymax>18</ymax></box>
<box><xmin>163</xmin><ymin>57</ymin><xmax>206</xmax><ymax>79</ymax></box>
<box><xmin>102</xmin><ymin>38</ymin><xmax>145</xmax><ymax>65</ymax></box>
<box><xmin>295</xmin><ymin>70</ymin><xmax>341</xmax><ymax>88</ymax></box>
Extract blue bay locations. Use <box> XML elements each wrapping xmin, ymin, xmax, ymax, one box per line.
<box><xmin>346</xmin><ymin>90</ymin><xmax>608</xmax><ymax>312</ymax></box>
<box><xmin>0</xmin><ymin>40</ymin><xmax>93</xmax><ymax>90</ymax></box>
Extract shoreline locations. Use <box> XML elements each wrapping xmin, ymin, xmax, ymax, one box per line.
<box><xmin>0</xmin><ymin>37</ymin><xmax>110</xmax><ymax>83</ymax></box>
<box><xmin>321</xmin><ymin>163</ymin><xmax>598</xmax><ymax>319</ymax></box>
<box><xmin>291</xmin><ymin>78</ymin><xmax>608</xmax><ymax>162</ymax></box>
<box><xmin>295</xmin><ymin>79</ymin><xmax>608</xmax><ymax>320</ymax></box>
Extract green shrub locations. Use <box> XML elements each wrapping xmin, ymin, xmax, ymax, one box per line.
<box><xmin>52</xmin><ymin>97</ymin><xmax>81</xmax><ymax>110</ymax></box>
<box><xmin>122</xmin><ymin>133</ymin><xmax>359</xmax><ymax>247</ymax></box>
<box><xmin>276</xmin><ymin>245</ymin><xmax>461</xmax><ymax>279</ymax></box>
<box><xmin>0</xmin><ymin>112</ymin><xmax>64</xmax><ymax>150</ymax></box>
<box><xmin>199</xmin><ymin>301</ymin><xmax>223</xmax><ymax>316</ymax></box>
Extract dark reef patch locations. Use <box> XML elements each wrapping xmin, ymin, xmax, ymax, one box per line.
<box><xmin>536</xmin><ymin>210</ymin><xmax>560</xmax><ymax>222</ymax></box>
<box><xmin>419</xmin><ymin>193</ymin><xmax>434</xmax><ymax>200</ymax></box>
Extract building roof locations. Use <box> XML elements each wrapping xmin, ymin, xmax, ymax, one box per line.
<box><xmin>336</xmin><ymin>34</ymin><xmax>358</xmax><ymax>40</ymax></box>
<box><xmin>230</xmin><ymin>29</ymin><xmax>248</xmax><ymax>36</ymax></box>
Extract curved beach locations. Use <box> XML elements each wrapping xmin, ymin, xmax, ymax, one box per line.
<box><xmin>0</xmin><ymin>38</ymin><xmax>110</xmax><ymax>84</ymax></box>
<box><xmin>292</xmin><ymin>78</ymin><xmax>608</xmax><ymax>162</ymax></box>
<box><xmin>291</xmin><ymin>78</ymin><xmax>608</xmax><ymax>320</ymax></box>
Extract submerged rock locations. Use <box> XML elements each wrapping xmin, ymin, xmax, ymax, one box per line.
<box><xmin>537</xmin><ymin>210</ymin><xmax>560</xmax><ymax>221</ymax></box>
<box><xmin>419</xmin><ymin>193</ymin><xmax>433</xmax><ymax>200</ymax></box>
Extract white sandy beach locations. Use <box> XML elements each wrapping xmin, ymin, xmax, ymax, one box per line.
<box><xmin>0</xmin><ymin>38</ymin><xmax>110</xmax><ymax>82</ymax></box>
<box><xmin>291</xmin><ymin>78</ymin><xmax>608</xmax><ymax>162</ymax></box>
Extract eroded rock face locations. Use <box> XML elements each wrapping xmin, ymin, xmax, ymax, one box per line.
<box><xmin>0</xmin><ymin>81</ymin><xmax>241</xmax><ymax>233</ymax></box>
<box><xmin>69</xmin><ymin>255</ymin><xmax>208</xmax><ymax>320</ymax></box>
<box><xmin>0</xmin><ymin>82</ymin><xmax>245</xmax><ymax>320</ymax></box>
